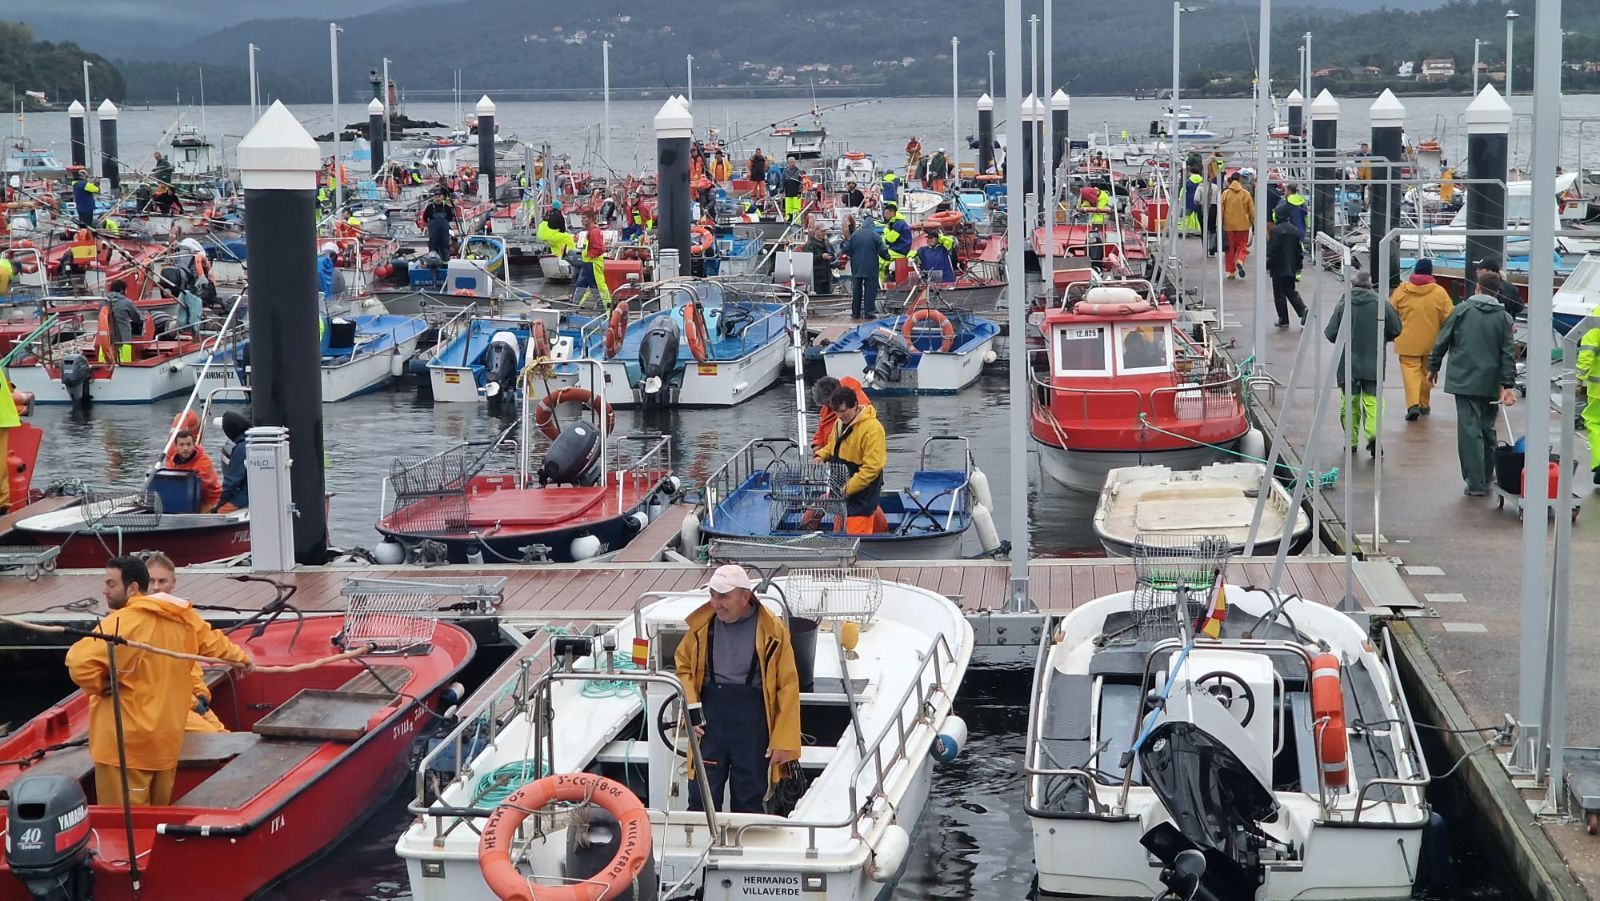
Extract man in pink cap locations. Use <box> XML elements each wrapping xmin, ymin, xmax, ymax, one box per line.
<box><xmin>673</xmin><ymin>564</ymin><xmax>801</xmax><ymax>813</ymax></box>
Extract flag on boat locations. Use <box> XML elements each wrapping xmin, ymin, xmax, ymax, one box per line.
<box><xmin>1198</xmin><ymin>578</ymin><xmax>1228</xmax><ymax>639</ymax></box>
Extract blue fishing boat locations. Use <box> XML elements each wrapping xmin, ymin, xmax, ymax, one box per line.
<box><xmin>200</xmin><ymin>308</ymin><xmax>431</xmax><ymax>402</ymax></box>
<box><xmin>426</xmin><ymin>311</ymin><xmax>597</xmax><ymax>404</ymax></box>
<box><xmin>822</xmin><ymin>307</ymin><xmax>1000</xmax><ymax>395</ymax></box>
<box><xmin>692</xmin><ymin>436</ymin><xmax>998</xmax><ymax>561</ymax></box>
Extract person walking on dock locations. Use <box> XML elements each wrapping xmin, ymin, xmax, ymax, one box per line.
<box><xmin>1574</xmin><ymin>309</ymin><xmax>1600</xmax><ymax>485</ymax></box>
<box><xmin>674</xmin><ymin>564</ymin><xmax>801</xmax><ymax>814</ymax></box>
<box><xmin>1265</xmin><ymin>219</ymin><xmax>1306</xmax><ymax>327</ymax></box>
<box><xmin>1325</xmin><ymin>270</ymin><xmax>1401</xmax><ymax>457</ymax></box>
<box><xmin>1390</xmin><ymin>258</ymin><xmax>1454</xmax><ymax>421</ymax></box>
<box><xmin>572</xmin><ymin>211</ymin><xmax>611</xmax><ymax>311</ymax></box>
<box><xmin>1427</xmin><ymin>270</ymin><xmax>1518</xmax><ymax>496</ymax></box>
<box><xmin>65</xmin><ymin>556</ymin><xmax>252</xmax><ymax>807</ymax></box>
<box><xmin>844</xmin><ymin>216</ymin><xmax>886</xmax><ymax>320</ymax></box>
<box><xmin>1221</xmin><ymin>174</ymin><xmax>1255</xmax><ymax>279</ymax></box>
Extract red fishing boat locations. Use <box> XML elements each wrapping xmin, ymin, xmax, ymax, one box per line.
<box><xmin>0</xmin><ymin>606</ymin><xmax>475</xmax><ymax>901</ymax></box>
<box><xmin>1029</xmin><ymin>279</ymin><xmax>1249</xmax><ymax>493</ymax></box>
<box><xmin>882</xmin><ymin>212</ymin><xmax>1008</xmax><ymax>312</ymax></box>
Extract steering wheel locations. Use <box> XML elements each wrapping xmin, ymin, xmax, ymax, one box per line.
<box><xmin>1193</xmin><ymin>671</ymin><xmax>1255</xmax><ymax>728</ymax></box>
<box><xmin>655</xmin><ymin>693</ymin><xmax>690</xmax><ymax>758</ymax></box>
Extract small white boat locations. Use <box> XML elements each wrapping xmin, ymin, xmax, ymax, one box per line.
<box><xmin>1093</xmin><ymin>463</ymin><xmax>1312</xmax><ymax>557</ymax></box>
<box><xmin>822</xmin><ymin>309</ymin><xmax>999</xmax><ymax>396</ymax></box>
<box><xmin>1026</xmin><ymin>541</ymin><xmax>1433</xmax><ymax>899</ymax></box>
<box><xmin>398</xmin><ymin>569</ymin><xmax>974</xmax><ymax>900</ymax></box>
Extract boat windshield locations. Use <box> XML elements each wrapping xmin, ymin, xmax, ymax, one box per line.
<box><xmin>1116</xmin><ymin>324</ymin><xmax>1172</xmax><ymax>373</ymax></box>
<box><xmin>1053</xmin><ymin>325</ymin><xmax>1110</xmax><ymax>376</ymax></box>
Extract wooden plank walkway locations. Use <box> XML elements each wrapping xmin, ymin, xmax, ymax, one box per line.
<box><xmin>0</xmin><ymin>556</ymin><xmax>1372</xmax><ymax>620</ymax></box>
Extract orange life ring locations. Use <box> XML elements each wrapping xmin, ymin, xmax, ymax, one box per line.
<box><xmin>843</xmin><ymin>151</ymin><xmax>866</xmax><ymax>160</ymax></box>
<box><xmin>478</xmin><ymin>772</ymin><xmax>651</xmax><ymax>901</ymax></box>
<box><xmin>533</xmin><ymin>387</ymin><xmax>615</xmax><ymax>440</ymax></box>
<box><xmin>94</xmin><ymin>306</ymin><xmax>115</xmax><ymax>366</ymax></box>
<box><xmin>603</xmin><ymin>300</ymin><xmax>629</xmax><ymax>359</ymax></box>
<box><xmin>901</xmin><ymin>308</ymin><xmax>956</xmax><ymax>352</ymax></box>
<box><xmin>924</xmin><ymin>210</ymin><xmax>964</xmax><ymax>230</ymax></box>
<box><xmin>530</xmin><ymin>320</ymin><xmax>551</xmax><ymax>358</ymax></box>
<box><xmin>682</xmin><ymin>302</ymin><xmax>710</xmax><ymax>363</ymax></box>
<box><xmin>1310</xmin><ymin>653</ymin><xmax>1349</xmax><ymax>790</ymax></box>
<box><xmin>690</xmin><ymin>226</ymin><xmax>714</xmax><ymax>256</ymax></box>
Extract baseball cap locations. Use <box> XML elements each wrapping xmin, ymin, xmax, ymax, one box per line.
<box><xmin>320</xmin><ymin>242</ymin><xmax>339</xmax><ymax>254</ymax></box>
<box><xmin>1472</xmin><ymin>255</ymin><xmax>1503</xmax><ymax>272</ymax></box>
<box><xmin>706</xmin><ymin>564</ymin><xmax>755</xmax><ymax>594</ymax></box>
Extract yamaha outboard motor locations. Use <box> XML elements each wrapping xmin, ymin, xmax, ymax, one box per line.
<box><xmin>539</xmin><ymin>422</ymin><xmax>602</xmax><ymax>487</ymax></box>
<box><xmin>636</xmin><ymin>320</ymin><xmax>680</xmax><ymax>399</ymax></box>
<box><xmin>57</xmin><ymin>354</ymin><xmax>92</xmax><ymax>407</ymax></box>
<box><xmin>863</xmin><ymin>327</ymin><xmax>912</xmax><ymax>389</ymax></box>
<box><xmin>481</xmin><ymin>330</ymin><xmax>520</xmax><ymax>409</ymax></box>
<box><xmin>4</xmin><ymin>775</ymin><xmax>94</xmax><ymax>900</ymax></box>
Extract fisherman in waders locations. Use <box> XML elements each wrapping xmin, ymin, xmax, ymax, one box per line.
<box><xmin>674</xmin><ymin>564</ymin><xmax>801</xmax><ymax>814</ymax></box>
<box><xmin>812</xmin><ymin>387</ymin><xmax>889</xmax><ymax>534</ymax></box>
<box><xmin>422</xmin><ymin>189</ymin><xmax>456</xmax><ymax>261</ymax></box>
<box><xmin>66</xmin><ymin>556</ymin><xmax>252</xmax><ymax>806</ymax></box>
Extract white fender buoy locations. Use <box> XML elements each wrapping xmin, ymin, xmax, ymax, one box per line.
<box><xmin>647</xmin><ymin>501</ymin><xmax>666</xmax><ymax>522</ymax></box>
<box><xmin>570</xmin><ymin>534</ymin><xmax>602</xmax><ymax>561</ymax></box>
<box><xmin>626</xmin><ymin>511</ymin><xmax>649</xmax><ymax>533</ymax></box>
<box><xmin>972</xmin><ymin>503</ymin><xmax>1001</xmax><ymax>554</ymax></box>
<box><xmin>868</xmin><ymin>824</ymin><xmax>910</xmax><ymax>883</ymax></box>
<box><xmin>390</xmin><ymin>352</ymin><xmax>406</xmax><ymax>378</ymax></box>
<box><xmin>1240</xmin><ymin>427</ymin><xmax>1266</xmax><ymax>461</ymax></box>
<box><xmin>373</xmin><ymin>539</ymin><xmax>406</xmax><ymax>565</ymax></box>
<box><xmin>679</xmin><ymin>511</ymin><xmax>702</xmax><ymax>553</ymax></box>
<box><xmin>1083</xmin><ymin>285</ymin><xmax>1142</xmax><ymax>305</ymax></box>
<box><xmin>664</xmin><ymin>475</ymin><xmax>685</xmax><ymax>496</ymax></box>
<box><xmin>931</xmin><ymin>715</ymin><xmax>968</xmax><ymax>763</ymax></box>
<box><xmin>982</xmin><ymin>349</ymin><xmax>998</xmax><ymax>364</ymax></box>
<box><xmin>969</xmin><ymin>467</ymin><xmax>994</xmax><ymax>512</ymax></box>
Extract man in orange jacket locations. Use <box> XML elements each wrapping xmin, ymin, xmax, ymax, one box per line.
<box><xmin>66</xmin><ymin>556</ymin><xmax>252</xmax><ymax>806</ymax></box>
<box><xmin>808</xmin><ymin>375</ymin><xmax>872</xmax><ymax>451</ymax></box>
<box><xmin>164</xmin><ymin>428</ymin><xmax>222</xmax><ymax>512</ymax></box>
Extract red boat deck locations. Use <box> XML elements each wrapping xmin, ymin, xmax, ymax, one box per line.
<box><xmin>0</xmin><ymin>557</ymin><xmax>1372</xmax><ymax>622</ymax></box>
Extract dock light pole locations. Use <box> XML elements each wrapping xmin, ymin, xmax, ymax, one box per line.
<box><xmin>248</xmin><ymin>44</ymin><xmax>260</xmax><ymax>123</ymax></box>
<box><xmin>951</xmin><ymin>36</ymin><xmax>960</xmax><ymax>180</ymax></box>
<box><xmin>1505</xmin><ymin>9</ymin><xmax>1519</xmax><ymax>99</ymax></box>
<box><xmin>97</xmin><ymin>100</ymin><xmax>119</xmax><ymax>190</ymax></box>
<box><xmin>1041</xmin><ymin>1</ymin><xmax>1055</xmax><ymax>294</ymax></box>
<box><xmin>238</xmin><ymin>101</ymin><xmax>328</xmax><ymax>566</ymax></box>
<box><xmin>381</xmin><ymin>57</ymin><xmax>392</xmax><ymax>147</ymax></box>
<box><xmin>81</xmin><ymin>61</ymin><xmax>94</xmax><ymax>171</ymax></box>
<box><xmin>1169</xmin><ymin>3</ymin><xmax>1203</xmax><ymax>263</ymax></box>
<box><xmin>602</xmin><ymin>41</ymin><xmax>612</xmax><ymax>168</ymax></box>
<box><xmin>1004</xmin><ymin>0</ymin><xmax>1031</xmax><ymax>613</ymax></box>
<box><xmin>67</xmin><ymin>100</ymin><xmax>85</xmax><ymax>170</ymax></box>
<box><xmin>476</xmin><ymin>95</ymin><xmax>496</xmax><ymax>202</ymax></box>
<box><xmin>1029</xmin><ymin>13</ymin><xmax>1039</xmax><ymax>210</ymax></box>
<box><xmin>329</xmin><ymin>22</ymin><xmax>343</xmax><ymax>218</ymax></box>
<box><xmin>686</xmin><ymin>54</ymin><xmax>694</xmax><ymax>109</ymax></box>
<box><xmin>1250</xmin><ymin>0</ymin><xmax>1270</xmax><ymax>362</ymax></box>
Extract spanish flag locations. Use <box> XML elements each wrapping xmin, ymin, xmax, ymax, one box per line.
<box><xmin>1199</xmin><ymin>579</ymin><xmax>1228</xmax><ymax>639</ymax></box>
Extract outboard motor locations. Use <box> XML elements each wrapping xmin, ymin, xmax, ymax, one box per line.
<box><xmin>4</xmin><ymin>774</ymin><xmax>94</xmax><ymax>900</ymax></box>
<box><xmin>481</xmin><ymin>330</ymin><xmax>520</xmax><ymax>405</ymax></box>
<box><xmin>539</xmin><ymin>422</ymin><xmax>601</xmax><ymax>487</ymax></box>
<box><xmin>863</xmin><ymin>327</ymin><xmax>913</xmax><ymax>389</ymax></box>
<box><xmin>57</xmin><ymin>354</ymin><xmax>93</xmax><ymax>407</ymax></box>
<box><xmin>636</xmin><ymin>320</ymin><xmax>680</xmax><ymax>398</ymax></box>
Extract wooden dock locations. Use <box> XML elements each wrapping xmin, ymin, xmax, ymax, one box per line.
<box><xmin>0</xmin><ymin>556</ymin><xmax>1374</xmax><ymax>623</ymax></box>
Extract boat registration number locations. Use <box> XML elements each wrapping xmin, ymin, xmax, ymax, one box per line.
<box><xmin>443</xmin><ymin>372</ymin><xmax>461</xmax><ymax>384</ymax></box>
<box><xmin>698</xmin><ymin>363</ymin><xmax>719</xmax><ymax>376</ymax></box>
<box><xmin>1065</xmin><ymin>328</ymin><xmax>1101</xmax><ymax>339</ymax></box>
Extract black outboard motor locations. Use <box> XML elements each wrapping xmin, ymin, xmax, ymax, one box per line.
<box><xmin>864</xmin><ymin>327</ymin><xmax>913</xmax><ymax>389</ymax></box>
<box><xmin>57</xmin><ymin>354</ymin><xmax>92</xmax><ymax>407</ymax></box>
<box><xmin>539</xmin><ymin>422</ymin><xmax>601</xmax><ymax>487</ymax></box>
<box><xmin>481</xmin><ymin>331</ymin><xmax>520</xmax><ymax>406</ymax></box>
<box><xmin>636</xmin><ymin>320</ymin><xmax>680</xmax><ymax>399</ymax></box>
<box><xmin>4</xmin><ymin>775</ymin><xmax>94</xmax><ymax>900</ymax></box>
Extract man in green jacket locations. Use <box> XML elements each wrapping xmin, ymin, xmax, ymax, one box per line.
<box><xmin>1325</xmin><ymin>271</ymin><xmax>1401</xmax><ymax>456</ymax></box>
<box><xmin>1427</xmin><ymin>270</ymin><xmax>1518</xmax><ymax>496</ymax></box>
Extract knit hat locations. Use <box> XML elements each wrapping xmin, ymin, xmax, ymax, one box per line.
<box><xmin>1413</xmin><ymin>258</ymin><xmax>1433</xmax><ymax>275</ymax></box>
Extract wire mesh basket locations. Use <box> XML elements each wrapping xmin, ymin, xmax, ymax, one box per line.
<box><xmin>385</xmin><ymin>445</ymin><xmax>481</xmax><ymax>529</ymax></box>
<box><xmin>80</xmin><ymin>487</ymin><xmax>164</xmax><ymax>530</ymax></box>
<box><xmin>767</xmin><ymin>460</ymin><xmax>849</xmax><ymax>533</ymax></box>
<box><xmin>338</xmin><ymin>577</ymin><xmax>507</xmax><ymax>653</ymax></box>
<box><xmin>783</xmin><ymin>568</ymin><xmax>883</xmax><ymax>625</ymax></box>
<box><xmin>1130</xmin><ymin>533</ymin><xmax>1231</xmax><ymax>640</ymax></box>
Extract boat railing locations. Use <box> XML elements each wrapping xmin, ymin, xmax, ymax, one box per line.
<box><xmin>157</xmin><ymin>292</ymin><xmax>248</xmax><ymax>461</ymax></box>
<box><xmin>1022</xmin><ymin>616</ymin><xmax>1112</xmax><ymax>817</ymax></box>
<box><xmin>915</xmin><ymin>435</ymin><xmax>975</xmax><ymax>533</ymax></box>
<box><xmin>731</xmin><ymin>629</ymin><xmax>961</xmax><ymax>851</ymax></box>
<box><xmin>703</xmin><ymin>437</ymin><xmax>799</xmax><ymax>531</ymax></box>
<box><xmin>1349</xmin><ymin>628</ymin><xmax>1432</xmax><ymax>824</ymax></box>
<box><xmin>321</xmin><ymin>305</ymin><xmax>433</xmax><ymax>371</ymax></box>
<box><xmin>612</xmin><ymin>433</ymin><xmax>674</xmax><ymax>507</ymax></box>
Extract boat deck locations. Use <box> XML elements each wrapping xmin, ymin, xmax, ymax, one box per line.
<box><xmin>0</xmin><ymin>557</ymin><xmax>1370</xmax><ymax>625</ymax></box>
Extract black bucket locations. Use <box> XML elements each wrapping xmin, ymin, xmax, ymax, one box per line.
<box><xmin>1494</xmin><ymin>443</ymin><xmax>1524</xmax><ymax>495</ymax></box>
<box><xmin>789</xmin><ymin>616</ymin><xmax>818</xmax><ymax>693</ymax></box>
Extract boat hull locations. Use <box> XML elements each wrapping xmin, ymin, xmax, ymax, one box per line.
<box><xmin>881</xmin><ymin>282</ymin><xmax>1005</xmax><ymax>313</ymax></box>
<box><xmin>9</xmin><ymin>351</ymin><xmax>206</xmax><ymax>405</ymax></box>
<box><xmin>1033</xmin><ymin>438</ymin><xmax>1239</xmax><ymax>494</ymax></box>
<box><xmin>7</xmin><ymin>516</ymin><xmax>251</xmax><ymax>568</ymax></box>
<box><xmin>599</xmin><ymin>335</ymin><xmax>789</xmax><ymax>408</ymax></box>
<box><xmin>822</xmin><ymin>339</ymin><xmax>995</xmax><ymax>396</ymax></box>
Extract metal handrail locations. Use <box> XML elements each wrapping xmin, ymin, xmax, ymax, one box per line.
<box><xmin>915</xmin><ymin>435</ymin><xmax>975</xmax><ymax>534</ymax></box>
<box><xmin>703</xmin><ymin>437</ymin><xmax>798</xmax><ymax>531</ymax></box>
<box><xmin>1021</xmin><ymin>615</ymin><xmax>1112</xmax><ymax>817</ymax></box>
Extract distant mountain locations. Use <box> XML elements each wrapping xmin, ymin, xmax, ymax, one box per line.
<box><xmin>92</xmin><ymin>0</ymin><xmax>1598</xmax><ymax>106</ymax></box>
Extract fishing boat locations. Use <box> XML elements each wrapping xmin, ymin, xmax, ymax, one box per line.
<box><xmin>0</xmin><ymin>597</ymin><xmax>475</xmax><ymax>901</ymax></box>
<box><xmin>377</xmin><ymin>361</ymin><xmax>679</xmax><ymax>564</ymax></box>
<box><xmin>425</xmin><ymin>309</ymin><xmax>594</xmax><ymax>405</ymax></box>
<box><xmin>821</xmin><ymin>301</ymin><xmax>999</xmax><ymax>395</ymax></box>
<box><xmin>880</xmin><ymin>216</ymin><xmax>1008</xmax><ymax>313</ymax></box>
<box><xmin>693</xmin><ymin>436</ymin><xmax>995</xmax><ymax>562</ymax></box>
<box><xmin>5</xmin><ymin>304</ymin><xmax>220</xmax><ymax>406</ymax></box>
<box><xmin>1</xmin><ymin>140</ymin><xmax>66</xmax><ymax>179</ymax></box>
<box><xmin>1029</xmin><ymin>279</ymin><xmax>1251</xmax><ymax>493</ymax></box>
<box><xmin>167</xmin><ymin>123</ymin><xmax>234</xmax><ymax>200</ymax></box>
<box><xmin>1093</xmin><ymin>463</ymin><xmax>1312</xmax><ymax>558</ymax></box>
<box><xmin>595</xmin><ymin>279</ymin><xmax>793</xmax><ymax>408</ymax></box>
<box><xmin>1025</xmin><ymin>538</ymin><xmax>1432</xmax><ymax>899</ymax></box>
<box><xmin>6</xmin><ymin>489</ymin><xmax>250</xmax><ymax>568</ymax></box>
<box><xmin>397</xmin><ymin>567</ymin><xmax>974</xmax><ymax>901</ymax></box>
<box><xmin>210</xmin><ymin>309</ymin><xmax>430</xmax><ymax>403</ymax></box>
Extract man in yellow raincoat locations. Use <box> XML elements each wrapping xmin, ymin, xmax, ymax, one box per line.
<box><xmin>145</xmin><ymin>552</ymin><xmax>244</xmax><ymax>733</ymax></box>
<box><xmin>1576</xmin><ymin>305</ymin><xmax>1600</xmax><ymax>485</ymax></box>
<box><xmin>66</xmin><ymin>556</ymin><xmax>252</xmax><ymax>806</ymax></box>
<box><xmin>812</xmin><ymin>386</ymin><xmax>888</xmax><ymax>534</ymax></box>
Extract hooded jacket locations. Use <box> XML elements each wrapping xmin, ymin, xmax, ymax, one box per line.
<box><xmin>66</xmin><ymin>593</ymin><xmax>251</xmax><ymax>770</ymax></box>
<box><xmin>814</xmin><ymin>403</ymin><xmax>886</xmax><ymax>516</ymax></box>
<box><xmin>1264</xmin><ymin>221</ymin><xmax>1302</xmax><ymax>278</ymax></box>
<box><xmin>1324</xmin><ymin>287</ymin><xmax>1401</xmax><ymax>386</ymax></box>
<box><xmin>1220</xmin><ymin>181</ymin><xmax>1255</xmax><ymax>232</ymax></box>
<box><xmin>674</xmin><ymin>600</ymin><xmax>802</xmax><ymax>784</ymax></box>
<box><xmin>1389</xmin><ymin>277</ymin><xmax>1454</xmax><ymax>357</ymax></box>
<box><xmin>811</xmin><ymin>377</ymin><xmax>873</xmax><ymax>450</ymax></box>
<box><xmin>165</xmin><ymin>443</ymin><xmax>223</xmax><ymax>512</ymax></box>
<box><xmin>1427</xmin><ymin>294</ymin><xmax>1516</xmax><ymax>398</ymax></box>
